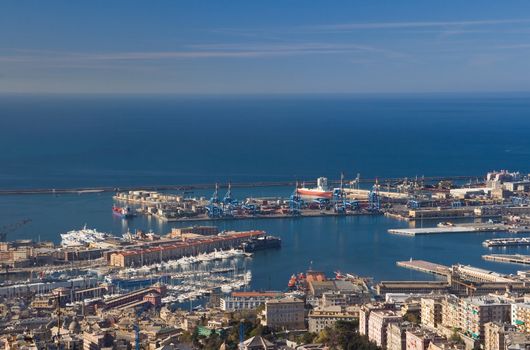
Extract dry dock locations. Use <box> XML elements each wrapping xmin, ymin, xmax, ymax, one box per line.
<box><xmin>396</xmin><ymin>259</ymin><xmax>451</xmax><ymax>276</ymax></box>
<box><xmin>388</xmin><ymin>223</ymin><xmax>510</xmax><ymax>236</ymax></box>
<box><xmin>482</xmin><ymin>254</ymin><xmax>530</xmax><ymax>265</ymax></box>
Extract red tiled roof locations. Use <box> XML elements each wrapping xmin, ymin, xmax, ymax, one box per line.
<box><xmin>231</xmin><ymin>291</ymin><xmax>282</xmax><ymax>297</ymax></box>
<box><xmin>114</xmin><ymin>231</ymin><xmax>264</xmax><ymax>257</ymax></box>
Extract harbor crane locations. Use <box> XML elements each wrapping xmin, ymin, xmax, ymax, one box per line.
<box><xmin>0</xmin><ymin>218</ymin><xmax>32</xmax><ymax>242</ymax></box>
<box><xmin>288</xmin><ymin>182</ymin><xmax>303</xmax><ymax>215</ymax></box>
<box><xmin>368</xmin><ymin>179</ymin><xmax>381</xmax><ymax>211</ymax></box>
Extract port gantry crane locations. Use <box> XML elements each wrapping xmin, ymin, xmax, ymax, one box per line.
<box><xmin>333</xmin><ymin>173</ymin><xmax>347</xmax><ymax>214</ymax></box>
<box><xmin>368</xmin><ymin>179</ymin><xmax>381</xmax><ymax>212</ymax></box>
<box><xmin>206</xmin><ymin>183</ymin><xmax>239</xmax><ymax>218</ymax></box>
<box><xmin>288</xmin><ymin>181</ymin><xmax>303</xmax><ymax>215</ymax></box>
<box><xmin>0</xmin><ymin>218</ymin><xmax>32</xmax><ymax>242</ymax></box>
<box><xmin>206</xmin><ymin>183</ymin><xmax>223</xmax><ymax>218</ymax></box>
<box><xmin>221</xmin><ymin>182</ymin><xmax>238</xmax><ymax>217</ymax></box>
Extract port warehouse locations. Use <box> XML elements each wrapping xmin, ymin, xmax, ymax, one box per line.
<box><xmin>108</xmin><ymin>230</ymin><xmax>264</xmax><ymax>267</ymax></box>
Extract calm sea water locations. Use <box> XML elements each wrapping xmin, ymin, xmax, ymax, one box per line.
<box><xmin>1</xmin><ymin>94</ymin><xmax>530</xmax><ymax>189</ymax></box>
<box><xmin>1</xmin><ymin>94</ymin><xmax>530</xmax><ymax>289</ymax></box>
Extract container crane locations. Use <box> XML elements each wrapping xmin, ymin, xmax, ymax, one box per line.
<box><xmin>368</xmin><ymin>179</ymin><xmax>381</xmax><ymax>211</ymax></box>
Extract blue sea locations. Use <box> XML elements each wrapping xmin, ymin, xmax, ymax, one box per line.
<box><xmin>1</xmin><ymin>94</ymin><xmax>530</xmax><ymax>289</ymax></box>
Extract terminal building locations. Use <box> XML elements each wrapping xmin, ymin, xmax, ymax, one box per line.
<box><xmin>109</xmin><ymin>230</ymin><xmax>263</xmax><ymax>267</ymax></box>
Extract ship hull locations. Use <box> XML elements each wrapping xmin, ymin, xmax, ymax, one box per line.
<box><xmin>296</xmin><ymin>188</ymin><xmax>333</xmax><ymax>199</ymax></box>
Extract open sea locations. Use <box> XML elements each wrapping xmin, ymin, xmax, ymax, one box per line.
<box><xmin>1</xmin><ymin>93</ymin><xmax>530</xmax><ymax>290</ymax></box>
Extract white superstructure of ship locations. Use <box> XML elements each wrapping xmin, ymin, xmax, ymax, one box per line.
<box><xmin>60</xmin><ymin>225</ymin><xmax>111</xmax><ymax>247</ymax></box>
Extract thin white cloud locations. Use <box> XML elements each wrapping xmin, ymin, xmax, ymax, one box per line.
<box><xmin>0</xmin><ymin>42</ymin><xmax>409</xmax><ymax>64</ymax></box>
<box><xmin>314</xmin><ymin>19</ymin><xmax>530</xmax><ymax>31</ymax></box>
<box><xmin>495</xmin><ymin>43</ymin><xmax>530</xmax><ymax>49</ymax></box>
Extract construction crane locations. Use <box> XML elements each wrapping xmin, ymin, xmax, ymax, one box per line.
<box><xmin>0</xmin><ymin>218</ymin><xmax>32</xmax><ymax>242</ymax></box>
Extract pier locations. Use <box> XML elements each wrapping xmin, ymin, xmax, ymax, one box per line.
<box><xmin>482</xmin><ymin>254</ymin><xmax>530</xmax><ymax>265</ymax></box>
<box><xmin>396</xmin><ymin>259</ymin><xmax>451</xmax><ymax>276</ymax></box>
<box><xmin>482</xmin><ymin>237</ymin><xmax>530</xmax><ymax>247</ymax></box>
<box><xmin>388</xmin><ymin>223</ymin><xmax>510</xmax><ymax>236</ymax></box>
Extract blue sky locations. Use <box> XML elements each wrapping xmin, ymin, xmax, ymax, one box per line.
<box><xmin>2</xmin><ymin>1</ymin><xmax>530</xmax><ymax>93</ymax></box>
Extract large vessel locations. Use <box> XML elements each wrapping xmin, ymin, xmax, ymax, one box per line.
<box><xmin>60</xmin><ymin>225</ymin><xmax>112</xmax><ymax>247</ymax></box>
<box><xmin>241</xmin><ymin>235</ymin><xmax>281</xmax><ymax>252</ymax></box>
<box><xmin>296</xmin><ymin>177</ymin><xmax>333</xmax><ymax>199</ymax></box>
<box><xmin>112</xmin><ymin>205</ymin><xmax>134</xmax><ymax>218</ymax></box>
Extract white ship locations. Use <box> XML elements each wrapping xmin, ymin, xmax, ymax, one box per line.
<box><xmin>60</xmin><ymin>225</ymin><xmax>111</xmax><ymax>247</ymax></box>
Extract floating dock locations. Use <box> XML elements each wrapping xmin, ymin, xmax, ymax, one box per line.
<box><xmin>388</xmin><ymin>224</ymin><xmax>509</xmax><ymax>236</ymax></box>
<box><xmin>482</xmin><ymin>254</ymin><xmax>530</xmax><ymax>265</ymax></box>
<box><xmin>396</xmin><ymin>259</ymin><xmax>451</xmax><ymax>276</ymax></box>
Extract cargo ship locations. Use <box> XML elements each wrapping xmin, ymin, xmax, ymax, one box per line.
<box><xmin>112</xmin><ymin>205</ymin><xmax>134</xmax><ymax>218</ymax></box>
<box><xmin>241</xmin><ymin>235</ymin><xmax>281</xmax><ymax>252</ymax></box>
<box><xmin>296</xmin><ymin>177</ymin><xmax>333</xmax><ymax>199</ymax></box>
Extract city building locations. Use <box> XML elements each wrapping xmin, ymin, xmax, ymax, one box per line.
<box><xmin>261</xmin><ymin>297</ymin><xmax>305</xmax><ymax>330</ymax></box>
<box><xmin>109</xmin><ymin>231</ymin><xmax>263</xmax><ymax>267</ymax></box>
<box><xmin>405</xmin><ymin>328</ymin><xmax>444</xmax><ymax>350</ymax></box>
<box><xmin>387</xmin><ymin>321</ymin><xmax>415</xmax><ymax>350</ymax></box>
<box><xmin>368</xmin><ymin>310</ymin><xmax>402</xmax><ymax>348</ymax></box>
<box><xmin>359</xmin><ymin>303</ymin><xmax>395</xmax><ymax>336</ymax></box>
<box><xmin>511</xmin><ymin>303</ymin><xmax>530</xmax><ymax>333</ymax></box>
<box><xmin>505</xmin><ymin>332</ymin><xmax>530</xmax><ymax>350</ymax></box>
<box><xmin>421</xmin><ymin>297</ymin><xmax>444</xmax><ymax>329</ymax></box>
<box><xmin>484</xmin><ymin>322</ymin><xmax>517</xmax><ymax>350</ymax></box>
<box><xmin>308</xmin><ymin>305</ymin><xmax>359</xmax><ymax>333</ymax></box>
<box><xmin>220</xmin><ymin>291</ymin><xmax>284</xmax><ymax>311</ymax></box>
<box><xmin>457</xmin><ymin>296</ymin><xmax>511</xmax><ymax>342</ymax></box>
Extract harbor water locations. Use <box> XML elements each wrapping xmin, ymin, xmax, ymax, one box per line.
<box><xmin>1</xmin><ymin>189</ymin><xmax>530</xmax><ymax>291</ymax></box>
<box><xmin>2</xmin><ymin>94</ymin><xmax>530</xmax><ymax>290</ymax></box>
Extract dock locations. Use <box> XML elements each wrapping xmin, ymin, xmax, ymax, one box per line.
<box><xmin>482</xmin><ymin>254</ymin><xmax>530</xmax><ymax>265</ymax></box>
<box><xmin>396</xmin><ymin>259</ymin><xmax>451</xmax><ymax>276</ymax></box>
<box><xmin>388</xmin><ymin>223</ymin><xmax>509</xmax><ymax>236</ymax></box>
<box><xmin>482</xmin><ymin>237</ymin><xmax>530</xmax><ymax>247</ymax></box>
<box><xmin>153</xmin><ymin>210</ymin><xmax>377</xmax><ymax>222</ymax></box>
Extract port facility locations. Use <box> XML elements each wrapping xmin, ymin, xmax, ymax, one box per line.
<box><xmin>396</xmin><ymin>259</ymin><xmax>451</xmax><ymax>276</ymax></box>
<box><xmin>482</xmin><ymin>254</ymin><xmax>530</xmax><ymax>265</ymax></box>
<box><xmin>388</xmin><ymin>223</ymin><xmax>511</xmax><ymax>236</ymax></box>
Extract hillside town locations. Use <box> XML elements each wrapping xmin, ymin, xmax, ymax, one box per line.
<box><xmin>2</xmin><ymin>262</ymin><xmax>530</xmax><ymax>350</ymax></box>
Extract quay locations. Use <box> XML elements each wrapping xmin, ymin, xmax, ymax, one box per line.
<box><xmin>483</xmin><ymin>237</ymin><xmax>530</xmax><ymax>247</ymax></box>
<box><xmin>482</xmin><ymin>254</ymin><xmax>530</xmax><ymax>265</ymax></box>
<box><xmin>388</xmin><ymin>223</ymin><xmax>510</xmax><ymax>236</ymax></box>
<box><xmin>0</xmin><ymin>175</ymin><xmax>478</xmax><ymax>195</ymax></box>
<box><xmin>396</xmin><ymin>259</ymin><xmax>451</xmax><ymax>276</ymax></box>
<box><xmin>154</xmin><ymin>210</ymin><xmax>376</xmax><ymax>222</ymax></box>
